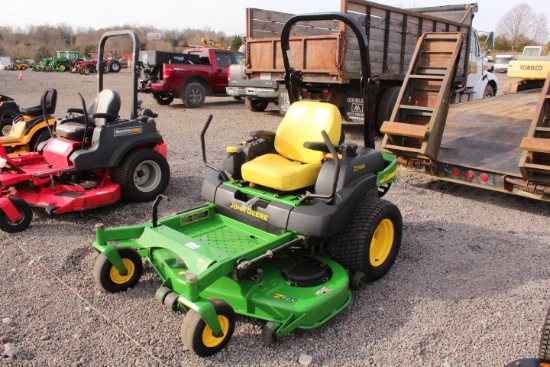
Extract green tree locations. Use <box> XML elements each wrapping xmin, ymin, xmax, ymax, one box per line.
<box><xmin>229</xmin><ymin>35</ymin><xmax>243</xmax><ymax>50</ymax></box>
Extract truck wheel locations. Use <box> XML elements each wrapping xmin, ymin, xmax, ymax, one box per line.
<box><xmin>93</xmin><ymin>247</ymin><xmax>143</xmax><ymax>293</ymax></box>
<box><xmin>111</xmin><ymin>149</ymin><xmax>170</xmax><ymax>202</ymax></box>
<box><xmin>327</xmin><ymin>198</ymin><xmax>402</xmax><ymax>281</ymax></box>
<box><xmin>153</xmin><ymin>92</ymin><xmax>174</xmax><ymax>106</ymax></box>
<box><xmin>109</xmin><ymin>61</ymin><xmax>121</xmax><ymax>73</ymax></box>
<box><xmin>245</xmin><ymin>99</ymin><xmax>269</xmax><ymax>112</ymax></box>
<box><xmin>0</xmin><ymin>197</ymin><xmax>33</xmax><ymax>233</ymax></box>
<box><xmin>483</xmin><ymin>84</ymin><xmax>495</xmax><ymax>98</ymax></box>
<box><xmin>376</xmin><ymin>86</ymin><xmax>401</xmax><ymax>134</ymax></box>
<box><xmin>539</xmin><ymin>305</ymin><xmax>550</xmax><ymax>360</ymax></box>
<box><xmin>183</xmin><ymin>82</ymin><xmax>206</xmax><ymax>108</ymax></box>
<box><xmin>181</xmin><ymin>298</ymin><xmax>235</xmax><ymax>357</ymax></box>
<box><xmin>1</xmin><ymin>118</ymin><xmax>13</xmax><ymax>136</ymax></box>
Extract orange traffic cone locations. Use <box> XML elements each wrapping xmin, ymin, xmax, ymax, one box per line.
<box><xmin>18</xmin><ymin>71</ymin><xmax>23</xmax><ymax>80</ymax></box>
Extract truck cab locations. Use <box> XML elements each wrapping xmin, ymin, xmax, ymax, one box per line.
<box><xmin>139</xmin><ymin>48</ymin><xmax>244</xmax><ymax>108</ymax></box>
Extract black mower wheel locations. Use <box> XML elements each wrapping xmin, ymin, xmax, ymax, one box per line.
<box><xmin>153</xmin><ymin>92</ymin><xmax>174</xmax><ymax>106</ymax></box>
<box><xmin>30</xmin><ymin>129</ymin><xmax>52</xmax><ymax>152</ymax></box>
<box><xmin>1</xmin><ymin>118</ymin><xmax>13</xmax><ymax>137</ymax></box>
<box><xmin>182</xmin><ymin>82</ymin><xmax>206</xmax><ymax>108</ymax></box>
<box><xmin>539</xmin><ymin>305</ymin><xmax>550</xmax><ymax>360</ymax></box>
<box><xmin>376</xmin><ymin>86</ymin><xmax>400</xmax><ymax>134</ymax></box>
<box><xmin>245</xmin><ymin>98</ymin><xmax>269</xmax><ymax>112</ymax></box>
<box><xmin>112</xmin><ymin>149</ymin><xmax>170</xmax><ymax>202</ymax></box>
<box><xmin>109</xmin><ymin>61</ymin><xmax>121</xmax><ymax>73</ymax></box>
<box><xmin>328</xmin><ymin>198</ymin><xmax>402</xmax><ymax>282</ymax></box>
<box><xmin>0</xmin><ymin>197</ymin><xmax>33</xmax><ymax>233</ymax></box>
<box><xmin>83</xmin><ymin>67</ymin><xmax>91</xmax><ymax>75</ymax></box>
<box><xmin>181</xmin><ymin>298</ymin><xmax>235</xmax><ymax>357</ymax></box>
<box><xmin>93</xmin><ymin>247</ymin><xmax>143</xmax><ymax>293</ymax></box>
<box><xmin>262</xmin><ymin>321</ymin><xmax>280</xmax><ymax>345</ymax></box>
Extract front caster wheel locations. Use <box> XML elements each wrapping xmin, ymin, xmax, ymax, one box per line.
<box><xmin>93</xmin><ymin>247</ymin><xmax>143</xmax><ymax>293</ymax></box>
<box><xmin>0</xmin><ymin>197</ymin><xmax>33</xmax><ymax>233</ymax></box>
<box><xmin>181</xmin><ymin>298</ymin><xmax>235</xmax><ymax>357</ymax></box>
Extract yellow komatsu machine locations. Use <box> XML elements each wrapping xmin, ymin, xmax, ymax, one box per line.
<box><xmin>508</xmin><ymin>46</ymin><xmax>550</xmax><ymax>91</ymax></box>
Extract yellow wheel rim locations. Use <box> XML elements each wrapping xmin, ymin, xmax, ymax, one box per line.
<box><xmin>369</xmin><ymin>218</ymin><xmax>394</xmax><ymax>267</ymax></box>
<box><xmin>202</xmin><ymin>315</ymin><xmax>230</xmax><ymax>348</ymax></box>
<box><xmin>110</xmin><ymin>258</ymin><xmax>135</xmax><ymax>285</ymax></box>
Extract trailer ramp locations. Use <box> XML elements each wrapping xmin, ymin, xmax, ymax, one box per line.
<box><xmin>519</xmin><ymin>72</ymin><xmax>550</xmax><ymax>185</ymax></box>
<box><xmin>380</xmin><ymin>32</ymin><xmax>463</xmax><ymax>160</ymax></box>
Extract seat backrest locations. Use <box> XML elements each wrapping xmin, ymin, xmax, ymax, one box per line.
<box><xmin>41</xmin><ymin>88</ymin><xmax>57</xmax><ymax>115</ymax></box>
<box><xmin>274</xmin><ymin>101</ymin><xmax>342</xmax><ymax>164</ymax></box>
<box><xmin>87</xmin><ymin>89</ymin><xmax>121</xmax><ymax>126</ymax></box>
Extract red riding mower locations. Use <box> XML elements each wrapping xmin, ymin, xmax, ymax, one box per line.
<box><xmin>0</xmin><ymin>89</ymin><xmax>58</xmax><ymax>155</ymax></box>
<box><xmin>0</xmin><ymin>30</ymin><xmax>170</xmax><ymax>233</ymax></box>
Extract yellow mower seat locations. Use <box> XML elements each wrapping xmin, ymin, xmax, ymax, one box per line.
<box><xmin>241</xmin><ymin>101</ymin><xmax>342</xmax><ymax>191</ymax></box>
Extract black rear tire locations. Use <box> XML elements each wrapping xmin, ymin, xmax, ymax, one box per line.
<box><xmin>112</xmin><ymin>149</ymin><xmax>170</xmax><ymax>202</ymax></box>
<box><xmin>183</xmin><ymin>82</ymin><xmax>206</xmax><ymax>108</ymax></box>
<box><xmin>327</xmin><ymin>198</ymin><xmax>402</xmax><ymax>281</ymax></box>
<box><xmin>539</xmin><ymin>305</ymin><xmax>550</xmax><ymax>360</ymax></box>
<box><xmin>30</xmin><ymin>129</ymin><xmax>51</xmax><ymax>152</ymax></box>
<box><xmin>376</xmin><ymin>86</ymin><xmax>401</xmax><ymax>134</ymax></box>
<box><xmin>483</xmin><ymin>84</ymin><xmax>495</xmax><ymax>98</ymax></box>
<box><xmin>245</xmin><ymin>98</ymin><xmax>269</xmax><ymax>112</ymax></box>
<box><xmin>0</xmin><ymin>197</ymin><xmax>33</xmax><ymax>233</ymax></box>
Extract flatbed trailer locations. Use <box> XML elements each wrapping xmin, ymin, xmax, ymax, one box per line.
<box><xmin>381</xmin><ymin>32</ymin><xmax>550</xmax><ymax>201</ymax></box>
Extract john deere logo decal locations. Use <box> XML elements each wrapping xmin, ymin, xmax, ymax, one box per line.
<box><xmin>273</xmin><ymin>294</ymin><xmax>297</xmax><ymax>303</ymax></box>
<box><xmin>114</xmin><ymin>126</ymin><xmax>143</xmax><ymax>137</ymax></box>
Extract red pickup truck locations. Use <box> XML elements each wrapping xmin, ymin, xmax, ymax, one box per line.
<box><xmin>139</xmin><ymin>48</ymin><xmax>244</xmax><ymax>108</ymax></box>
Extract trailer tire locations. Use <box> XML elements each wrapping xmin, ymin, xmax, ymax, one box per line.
<box><xmin>245</xmin><ymin>98</ymin><xmax>269</xmax><ymax>112</ymax></box>
<box><xmin>153</xmin><ymin>92</ymin><xmax>174</xmax><ymax>106</ymax></box>
<box><xmin>0</xmin><ymin>197</ymin><xmax>33</xmax><ymax>233</ymax></box>
<box><xmin>483</xmin><ymin>84</ymin><xmax>495</xmax><ymax>98</ymax></box>
<box><xmin>327</xmin><ymin>198</ymin><xmax>402</xmax><ymax>281</ymax></box>
<box><xmin>93</xmin><ymin>247</ymin><xmax>143</xmax><ymax>293</ymax></box>
<box><xmin>539</xmin><ymin>305</ymin><xmax>550</xmax><ymax>360</ymax></box>
<box><xmin>183</xmin><ymin>82</ymin><xmax>206</xmax><ymax>108</ymax></box>
<box><xmin>376</xmin><ymin>86</ymin><xmax>401</xmax><ymax>134</ymax></box>
<box><xmin>181</xmin><ymin>298</ymin><xmax>235</xmax><ymax>357</ymax></box>
<box><xmin>112</xmin><ymin>149</ymin><xmax>170</xmax><ymax>203</ymax></box>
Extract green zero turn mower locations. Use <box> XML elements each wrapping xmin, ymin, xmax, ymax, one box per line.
<box><xmin>92</xmin><ymin>12</ymin><xmax>402</xmax><ymax>357</ymax></box>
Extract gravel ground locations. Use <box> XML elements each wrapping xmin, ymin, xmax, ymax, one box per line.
<box><xmin>0</xmin><ymin>68</ymin><xmax>548</xmax><ymax>367</ymax></box>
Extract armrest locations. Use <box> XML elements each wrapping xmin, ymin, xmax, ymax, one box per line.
<box><xmin>250</xmin><ymin>130</ymin><xmax>276</xmax><ymax>141</ymax></box>
<box><xmin>67</xmin><ymin>108</ymin><xmax>84</xmax><ymax>114</ymax></box>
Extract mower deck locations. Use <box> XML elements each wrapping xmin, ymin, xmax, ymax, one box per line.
<box><xmin>94</xmin><ymin>203</ymin><xmax>351</xmax><ymax>337</ymax></box>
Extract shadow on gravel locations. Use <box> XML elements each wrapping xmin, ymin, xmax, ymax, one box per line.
<box><xmin>415</xmin><ymin>179</ymin><xmax>550</xmax><ymax>215</ymax></box>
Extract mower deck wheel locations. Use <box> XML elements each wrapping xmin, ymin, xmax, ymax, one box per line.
<box><xmin>154</xmin><ymin>286</ymin><xmax>172</xmax><ymax>305</ymax></box>
<box><xmin>262</xmin><ymin>321</ymin><xmax>280</xmax><ymax>345</ymax></box>
<box><xmin>93</xmin><ymin>247</ymin><xmax>143</xmax><ymax>293</ymax></box>
<box><xmin>0</xmin><ymin>197</ymin><xmax>33</xmax><ymax>233</ymax></box>
<box><xmin>350</xmin><ymin>271</ymin><xmax>367</xmax><ymax>291</ymax></box>
<box><xmin>163</xmin><ymin>292</ymin><xmax>180</xmax><ymax>311</ymax></box>
<box><xmin>181</xmin><ymin>298</ymin><xmax>235</xmax><ymax>357</ymax></box>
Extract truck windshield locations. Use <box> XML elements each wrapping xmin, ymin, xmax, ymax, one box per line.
<box><xmin>523</xmin><ymin>48</ymin><xmax>541</xmax><ymax>56</ymax></box>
